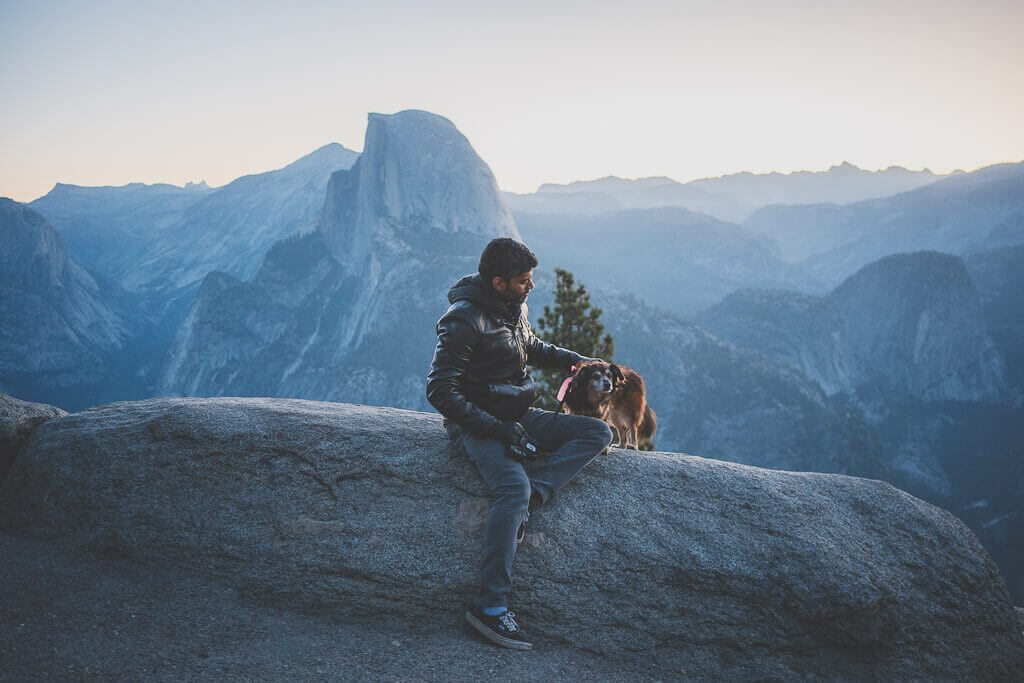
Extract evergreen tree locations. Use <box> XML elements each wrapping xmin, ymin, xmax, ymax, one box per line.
<box><xmin>534</xmin><ymin>268</ymin><xmax>614</xmax><ymax>411</ymax></box>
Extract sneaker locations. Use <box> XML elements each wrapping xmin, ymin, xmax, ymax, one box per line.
<box><xmin>465</xmin><ymin>606</ymin><xmax>533</xmax><ymax>650</ymax></box>
<box><xmin>516</xmin><ymin>510</ymin><xmax>528</xmax><ymax>544</ymax></box>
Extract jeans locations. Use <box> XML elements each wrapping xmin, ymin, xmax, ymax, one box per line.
<box><xmin>445</xmin><ymin>407</ymin><xmax>614</xmax><ymax>608</ymax></box>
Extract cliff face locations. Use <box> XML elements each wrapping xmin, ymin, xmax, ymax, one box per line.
<box><xmin>966</xmin><ymin>245</ymin><xmax>1024</xmax><ymax>407</ymax></box>
<box><xmin>0</xmin><ymin>200</ymin><xmax>129</xmax><ymax>402</ymax></box>
<box><xmin>159</xmin><ymin>111</ymin><xmax>518</xmax><ymax>405</ymax></box>
<box><xmin>828</xmin><ymin>252</ymin><xmax>1004</xmax><ymax>401</ymax></box>
<box><xmin>320</xmin><ymin>110</ymin><xmax>517</xmax><ymax>271</ymax></box>
<box><xmin>0</xmin><ymin>394</ymin><xmax>1021</xmax><ymax>679</ymax></box>
<box><xmin>697</xmin><ymin>251</ymin><xmax>1005</xmax><ymax>403</ymax></box>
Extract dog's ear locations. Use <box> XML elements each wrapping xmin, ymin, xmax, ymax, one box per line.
<box><xmin>610</xmin><ymin>363</ymin><xmax>625</xmax><ymax>388</ymax></box>
<box><xmin>564</xmin><ymin>365</ymin><xmax>587</xmax><ymax>407</ymax></box>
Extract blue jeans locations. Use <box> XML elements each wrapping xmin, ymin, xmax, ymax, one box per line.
<box><xmin>445</xmin><ymin>407</ymin><xmax>614</xmax><ymax>608</ymax></box>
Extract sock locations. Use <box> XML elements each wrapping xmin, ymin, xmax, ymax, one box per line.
<box><xmin>482</xmin><ymin>606</ymin><xmax>507</xmax><ymax>616</ymax></box>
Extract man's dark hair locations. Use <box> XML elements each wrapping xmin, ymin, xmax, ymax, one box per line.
<box><xmin>478</xmin><ymin>238</ymin><xmax>538</xmax><ymax>283</ymax></box>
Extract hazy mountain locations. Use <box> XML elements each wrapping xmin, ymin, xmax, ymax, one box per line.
<box><xmin>29</xmin><ymin>181</ymin><xmax>211</xmax><ymax>283</ymax></box>
<box><xmin>515</xmin><ymin>207</ymin><xmax>819</xmax><ymax>318</ymax></box>
<box><xmin>30</xmin><ymin>143</ymin><xmax>358</xmax><ymax>295</ymax></box>
<box><xmin>132</xmin><ymin>143</ymin><xmax>358</xmax><ymax>293</ymax></box>
<box><xmin>694</xmin><ymin>243</ymin><xmax>1015</xmax><ymax>485</ymax></box>
<box><xmin>695</xmin><ymin>251</ymin><xmax>1005</xmax><ymax>403</ymax></box>
<box><xmin>504</xmin><ymin>163</ymin><xmax>943</xmax><ymax>223</ymax></box>
<box><xmin>504</xmin><ymin>179</ymin><xmax>733</xmax><ymax>219</ymax></box>
<box><xmin>159</xmin><ymin>110</ymin><xmax>516</xmax><ymax>402</ymax></box>
<box><xmin>965</xmin><ymin>245</ymin><xmax>1024</xmax><ymax>407</ymax></box>
<box><xmin>0</xmin><ymin>199</ymin><xmax>130</xmax><ymax>406</ymax></box>
<box><xmin>746</xmin><ymin>161</ymin><xmax>1024</xmax><ymax>282</ymax></box>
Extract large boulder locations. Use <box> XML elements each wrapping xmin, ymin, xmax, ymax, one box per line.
<box><xmin>1</xmin><ymin>396</ymin><xmax>1021</xmax><ymax>679</ymax></box>
<box><xmin>0</xmin><ymin>392</ymin><xmax>67</xmax><ymax>482</ymax></box>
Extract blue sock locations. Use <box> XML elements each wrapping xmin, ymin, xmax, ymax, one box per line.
<box><xmin>481</xmin><ymin>606</ymin><xmax>507</xmax><ymax>616</ymax></box>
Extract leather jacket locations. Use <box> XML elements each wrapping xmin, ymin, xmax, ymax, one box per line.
<box><xmin>426</xmin><ymin>272</ymin><xmax>585</xmax><ymax>435</ymax></box>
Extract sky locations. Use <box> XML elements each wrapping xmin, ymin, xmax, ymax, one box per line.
<box><xmin>2</xmin><ymin>0</ymin><xmax>1022</xmax><ymax>201</ymax></box>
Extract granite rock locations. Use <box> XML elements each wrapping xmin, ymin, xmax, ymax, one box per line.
<box><xmin>1</xmin><ymin>396</ymin><xmax>1021</xmax><ymax>678</ymax></box>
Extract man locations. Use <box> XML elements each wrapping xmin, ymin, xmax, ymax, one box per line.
<box><xmin>426</xmin><ymin>237</ymin><xmax>614</xmax><ymax>651</ymax></box>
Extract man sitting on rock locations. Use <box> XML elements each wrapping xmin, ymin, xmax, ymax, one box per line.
<box><xmin>426</xmin><ymin>237</ymin><xmax>614</xmax><ymax>651</ymax></box>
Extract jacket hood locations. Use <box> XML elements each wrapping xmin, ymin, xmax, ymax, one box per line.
<box><xmin>447</xmin><ymin>273</ymin><xmax>522</xmax><ymax>321</ymax></box>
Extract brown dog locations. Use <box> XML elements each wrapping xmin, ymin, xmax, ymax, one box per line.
<box><xmin>561</xmin><ymin>360</ymin><xmax>656</xmax><ymax>450</ymax></box>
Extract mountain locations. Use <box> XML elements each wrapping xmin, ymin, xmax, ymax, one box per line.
<box><xmin>695</xmin><ymin>251</ymin><xmax>1005</xmax><ymax>403</ymax></box>
<box><xmin>965</xmin><ymin>245</ymin><xmax>1024</xmax><ymax>407</ymax></box>
<box><xmin>515</xmin><ymin>207</ymin><xmax>819</xmax><ymax>318</ymax></box>
<box><xmin>132</xmin><ymin>143</ymin><xmax>359</xmax><ymax>293</ymax></box>
<box><xmin>0</xmin><ymin>199</ymin><xmax>131</xmax><ymax>407</ymax></box>
<box><xmin>159</xmin><ymin>110</ymin><xmax>517</xmax><ymax>402</ymax></box>
<box><xmin>29</xmin><ymin>143</ymin><xmax>358</xmax><ymax>295</ymax></box>
<box><xmin>504</xmin><ymin>163</ymin><xmax>943</xmax><ymax>223</ymax></box>
<box><xmin>28</xmin><ymin>181</ymin><xmax>211</xmax><ymax>283</ymax></box>
<box><xmin>746</xmin><ymin>161</ymin><xmax>1024</xmax><ymax>282</ymax></box>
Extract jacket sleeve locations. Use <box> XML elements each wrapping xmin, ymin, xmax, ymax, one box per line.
<box><xmin>426</xmin><ymin>313</ymin><xmax>501</xmax><ymax>436</ymax></box>
<box><xmin>524</xmin><ymin>322</ymin><xmax>587</xmax><ymax>372</ymax></box>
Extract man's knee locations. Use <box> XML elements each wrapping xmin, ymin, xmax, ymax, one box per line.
<box><xmin>494</xmin><ymin>472</ymin><xmax>532</xmax><ymax>508</ymax></box>
<box><xmin>587</xmin><ymin>418</ymin><xmax>614</xmax><ymax>447</ymax></box>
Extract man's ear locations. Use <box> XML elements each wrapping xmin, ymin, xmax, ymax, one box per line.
<box><xmin>491</xmin><ymin>275</ymin><xmax>506</xmax><ymax>293</ymax></box>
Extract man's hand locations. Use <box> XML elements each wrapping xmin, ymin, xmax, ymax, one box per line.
<box><xmin>489</xmin><ymin>420</ymin><xmax>542</xmax><ymax>462</ymax></box>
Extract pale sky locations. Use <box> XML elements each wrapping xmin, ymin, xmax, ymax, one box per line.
<box><xmin>2</xmin><ymin>0</ymin><xmax>1022</xmax><ymax>202</ymax></box>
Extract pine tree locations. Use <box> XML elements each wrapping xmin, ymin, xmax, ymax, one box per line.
<box><xmin>534</xmin><ymin>268</ymin><xmax>614</xmax><ymax>411</ymax></box>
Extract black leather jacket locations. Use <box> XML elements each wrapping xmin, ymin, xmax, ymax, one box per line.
<box><xmin>426</xmin><ymin>273</ymin><xmax>585</xmax><ymax>435</ymax></box>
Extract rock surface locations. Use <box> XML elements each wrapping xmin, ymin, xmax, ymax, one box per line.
<box><xmin>0</xmin><ymin>533</ymin><xmax>655</xmax><ymax>680</ymax></box>
<box><xmin>0</xmin><ymin>393</ymin><xmax>66</xmax><ymax>483</ymax></box>
<box><xmin>1</xmin><ymin>396</ymin><xmax>1021</xmax><ymax>679</ymax></box>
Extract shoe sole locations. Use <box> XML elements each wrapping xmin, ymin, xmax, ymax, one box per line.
<box><xmin>465</xmin><ymin>611</ymin><xmax>533</xmax><ymax>651</ymax></box>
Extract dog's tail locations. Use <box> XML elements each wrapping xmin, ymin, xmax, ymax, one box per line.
<box><xmin>639</xmin><ymin>405</ymin><xmax>657</xmax><ymax>442</ymax></box>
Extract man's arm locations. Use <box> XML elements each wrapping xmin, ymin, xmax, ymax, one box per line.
<box><xmin>426</xmin><ymin>314</ymin><xmax>501</xmax><ymax>436</ymax></box>
<box><xmin>523</xmin><ymin>321</ymin><xmax>588</xmax><ymax>372</ymax></box>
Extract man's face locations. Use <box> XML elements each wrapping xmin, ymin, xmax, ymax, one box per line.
<box><xmin>492</xmin><ymin>269</ymin><xmax>535</xmax><ymax>305</ymax></box>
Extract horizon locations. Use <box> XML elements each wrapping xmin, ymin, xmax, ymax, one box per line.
<box><xmin>13</xmin><ymin>143</ymin><xmax>1020</xmax><ymax>203</ymax></box>
<box><xmin>2</xmin><ymin>0</ymin><xmax>1023</xmax><ymax>202</ymax></box>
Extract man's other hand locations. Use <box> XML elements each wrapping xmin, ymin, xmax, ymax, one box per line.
<box><xmin>489</xmin><ymin>420</ymin><xmax>542</xmax><ymax>461</ymax></box>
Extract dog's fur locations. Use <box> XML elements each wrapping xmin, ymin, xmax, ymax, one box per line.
<box><xmin>561</xmin><ymin>361</ymin><xmax>656</xmax><ymax>450</ymax></box>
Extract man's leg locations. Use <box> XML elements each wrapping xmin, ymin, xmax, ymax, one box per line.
<box><xmin>519</xmin><ymin>408</ymin><xmax>614</xmax><ymax>505</ymax></box>
<box><xmin>447</xmin><ymin>422</ymin><xmax>531</xmax><ymax>610</ymax></box>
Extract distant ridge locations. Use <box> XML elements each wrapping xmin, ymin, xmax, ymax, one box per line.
<box><xmin>506</xmin><ymin>162</ymin><xmax>947</xmax><ymax>222</ymax></box>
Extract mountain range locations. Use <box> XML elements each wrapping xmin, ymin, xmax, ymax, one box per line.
<box><xmin>504</xmin><ymin>162</ymin><xmax>944</xmax><ymax>223</ymax></box>
<box><xmin>745</xmin><ymin>162</ymin><xmax>1024</xmax><ymax>283</ymax></box>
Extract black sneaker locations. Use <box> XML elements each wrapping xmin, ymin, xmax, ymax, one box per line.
<box><xmin>465</xmin><ymin>606</ymin><xmax>533</xmax><ymax>650</ymax></box>
<box><xmin>516</xmin><ymin>510</ymin><xmax>528</xmax><ymax>544</ymax></box>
